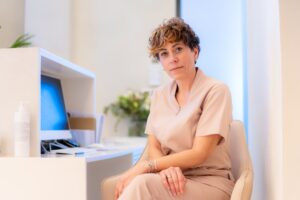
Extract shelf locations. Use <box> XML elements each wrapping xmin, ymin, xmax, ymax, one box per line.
<box><xmin>0</xmin><ymin>47</ymin><xmax>96</xmax><ymax>156</ymax></box>
<box><xmin>40</xmin><ymin>48</ymin><xmax>95</xmax><ymax>79</ymax></box>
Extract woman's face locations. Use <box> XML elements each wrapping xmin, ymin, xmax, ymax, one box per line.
<box><xmin>158</xmin><ymin>41</ymin><xmax>198</xmax><ymax>80</ymax></box>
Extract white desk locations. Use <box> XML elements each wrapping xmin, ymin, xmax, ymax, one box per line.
<box><xmin>0</xmin><ymin>137</ymin><xmax>147</xmax><ymax>200</ymax></box>
<box><xmin>100</xmin><ymin>136</ymin><xmax>147</xmax><ymax>164</ymax></box>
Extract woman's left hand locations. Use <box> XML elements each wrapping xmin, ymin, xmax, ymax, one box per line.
<box><xmin>159</xmin><ymin>166</ymin><xmax>187</xmax><ymax>197</ymax></box>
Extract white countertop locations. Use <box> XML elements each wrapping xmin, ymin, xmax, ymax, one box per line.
<box><xmin>43</xmin><ymin>136</ymin><xmax>147</xmax><ymax>162</ymax></box>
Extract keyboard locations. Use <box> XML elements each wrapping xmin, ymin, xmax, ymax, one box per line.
<box><xmin>51</xmin><ymin>147</ymin><xmax>97</xmax><ymax>155</ymax></box>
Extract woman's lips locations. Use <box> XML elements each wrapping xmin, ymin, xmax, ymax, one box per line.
<box><xmin>170</xmin><ymin>66</ymin><xmax>183</xmax><ymax>71</ymax></box>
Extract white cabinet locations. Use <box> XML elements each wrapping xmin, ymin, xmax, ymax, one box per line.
<box><xmin>0</xmin><ymin>47</ymin><xmax>95</xmax><ymax>156</ymax></box>
<box><xmin>0</xmin><ymin>153</ymin><xmax>133</xmax><ymax>200</ymax></box>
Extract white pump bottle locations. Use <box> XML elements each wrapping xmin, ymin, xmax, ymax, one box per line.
<box><xmin>14</xmin><ymin>102</ymin><xmax>30</xmax><ymax>157</ymax></box>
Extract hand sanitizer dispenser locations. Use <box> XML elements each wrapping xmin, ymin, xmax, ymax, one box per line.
<box><xmin>14</xmin><ymin>102</ymin><xmax>30</xmax><ymax>157</ymax></box>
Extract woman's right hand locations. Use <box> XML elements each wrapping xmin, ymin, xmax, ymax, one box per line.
<box><xmin>114</xmin><ymin>160</ymin><xmax>149</xmax><ymax>199</ymax></box>
<box><xmin>159</xmin><ymin>166</ymin><xmax>187</xmax><ymax>197</ymax></box>
<box><xmin>114</xmin><ymin>172</ymin><xmax>132</xmax><ymax>200</ymax></box>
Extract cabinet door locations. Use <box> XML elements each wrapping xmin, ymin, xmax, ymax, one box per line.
<box><xmin>0</xmin><ymin>158</ymin><xmax>87</xmax><ymax>200</ymax></box>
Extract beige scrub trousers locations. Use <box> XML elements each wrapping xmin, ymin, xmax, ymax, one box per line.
<box><xmin>119</xmin><ymin>68</ymin><xmax>235</xmax><ymax>200</ymax></box>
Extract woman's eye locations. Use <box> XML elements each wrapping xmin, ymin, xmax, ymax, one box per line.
<box><xmin>175</xmin><ymin>47</ymin><xmax>183</xmax><ymax>53</ymax></box>
<box><xmin>160</xmin><ymin>52</ymin><xmax>168</xmax><ymax>57</ymax></box>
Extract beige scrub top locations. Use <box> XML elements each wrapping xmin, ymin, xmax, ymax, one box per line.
<box><xmin>145</xmin><ymin>68</ymin><xmax>235</xmax><ymax>195</ymax></box>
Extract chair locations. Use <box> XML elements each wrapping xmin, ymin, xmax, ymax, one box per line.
<box><xmin>101</xmin><ymin>120</ymin><xmax>253</xmax><ymax>200</ymax></box>
<box><xmin>228</xmin><ymin>120</ymin><xmax>253</xmax><ymax>200</ymax></box>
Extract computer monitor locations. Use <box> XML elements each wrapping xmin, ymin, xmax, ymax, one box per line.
<box><xmin>40</xmin><ymin>75</ymin><xmax>72</xmax><ymax>141</ymax></box>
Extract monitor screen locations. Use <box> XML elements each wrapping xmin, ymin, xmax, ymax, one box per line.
<box><xmin>40</xmin><ymin>75</ymin><xmax>71</xmax><ymax>140</ymax></box>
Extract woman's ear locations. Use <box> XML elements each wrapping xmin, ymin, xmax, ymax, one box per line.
<box><xmin>193</xmin><ymin>47</ymin><xmax>199</xmax><ymax>61</ymax></box>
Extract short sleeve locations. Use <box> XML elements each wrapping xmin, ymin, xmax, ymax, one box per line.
<box><xmin>145</xmin><ymin>89</ymin><xmax>157</xmax><ymax>135</ymax></box>
<box><xmin>195</xmin><ymin>84</ymin><xmax>232</xmax><ymax>143</ymax></box>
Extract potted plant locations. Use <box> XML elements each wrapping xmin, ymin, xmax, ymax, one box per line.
<box><xmin>104</xmin><ymin>90</ymin><xmax>151</xmax><ymax>137</ymax></box>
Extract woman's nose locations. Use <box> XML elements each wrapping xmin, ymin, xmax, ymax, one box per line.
<box><xmin>169</xmin><ymin>53</ymin><xmax>178</xmax><ymax>63</ymax></box>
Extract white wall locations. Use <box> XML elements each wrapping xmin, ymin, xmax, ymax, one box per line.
<box><xmin>181</xmin><ymin>0</ymin><xmax>245</xmax><ymax>122</ymax></box>
<box><xmin>0</xmin><ymin>0</ymin><xmax>25</xmax><ymax>48</ymax></box>
<box><xmin>71</xmin><ymin>0</ymin><xmax>176</xmax><ymax>137</ymax></box>
<box><xmin>25</xmin><ymin>0</ymin><xmax>72</xmax><ymax>59</ymax></box>
<box><xmin>280</xmin><ymin>0</ymin><xmax>300</xmax><ymax>199</ymax></box>
<box><xmin>247</xmin><ymin>0</ymin><xmax>283</xmax><ymax>199</ymax></box>
<box><xmin>247</xmin><ymin>1</ymin><xmax>300</xmax><ymax>199</ymax></box>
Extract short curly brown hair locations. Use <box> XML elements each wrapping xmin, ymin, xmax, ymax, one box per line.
<box><xmin>148</xmin><ymin>17</ymin><xmax>200</xmax><ymax>62</ymax></box>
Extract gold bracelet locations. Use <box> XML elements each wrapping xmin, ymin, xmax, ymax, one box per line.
<box><xmin>149</xmin><ymin>160</ymin><xmax>155</xmax><ymax>173</ymax></box>
<box><xmin>144</xmin><ymin>160</ymin><xmax>150</xmax><ymax>173</ymax></box>
<box><xmin>145</xmin><ymin>160</ymin><xmax>157</xmax><ymax>173</ymax></box>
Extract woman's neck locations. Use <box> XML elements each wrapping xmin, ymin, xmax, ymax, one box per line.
<box><xmin>176</xmin><ymin>67</ymin><xmax>197</xmax><ymax>94</ymax></box>
<box><xmin>175</xmin><ymin>67</ymin><xmax>197</xmax><ymax>106</ymax></box>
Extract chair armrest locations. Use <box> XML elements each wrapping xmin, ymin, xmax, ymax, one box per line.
<box><xmin>231</xmin><ymin>169</ymin><xmax>253</xmax><ymax>200</ymax></box>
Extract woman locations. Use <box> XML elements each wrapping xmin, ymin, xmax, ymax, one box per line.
<box><xmin>114</xmin><ymin>17</ymin><xmax>235</xmax><ymax>200</ymax></box>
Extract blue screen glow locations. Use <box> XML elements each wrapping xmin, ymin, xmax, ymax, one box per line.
<box><xmin>41</xmin><ymin>75</ymin><xmax>69</xmax><ymax>130</ymax></box>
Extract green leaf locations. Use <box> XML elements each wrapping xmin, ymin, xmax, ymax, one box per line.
<box><xmin>10</xmin><ymin>33</ymin><xmax>34</xmax><ymax>48</ymax></box>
